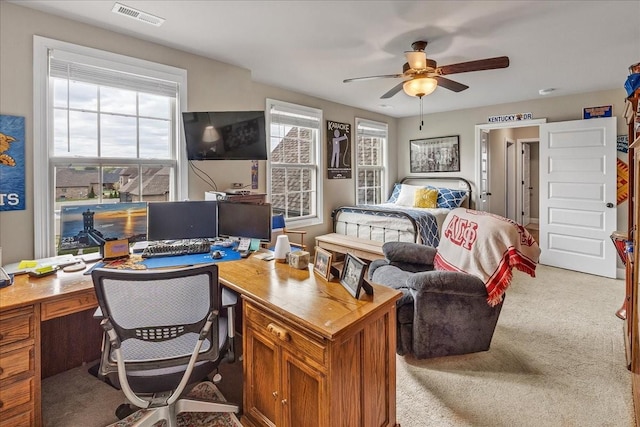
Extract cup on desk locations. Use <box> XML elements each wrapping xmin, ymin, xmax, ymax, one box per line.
<box><xmin>274</xmin><ymin>235</ymin><xmax>291</xmax><ymax>263</ymax></box>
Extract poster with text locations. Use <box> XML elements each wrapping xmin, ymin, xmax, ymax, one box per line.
<box><xmin>327</xmin><ymin>120</ymin><xmax>351</xmax><ymax>179</ymax></box>
<box><xmin>0</xmin><ymin>114</ymin><xmax>25</xmax><ymax>211</ymax></box>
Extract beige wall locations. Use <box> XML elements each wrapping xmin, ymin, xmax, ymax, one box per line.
<box><xmin>0</xmin><ymin>2</ymin><xmax>630</xmax><ymax>265</ymax></box>
<box><xmin>0</xmin><ymin>2</ymin><xmax>397</xmax><ymax>264</ymax></box>
<box><xmin>397</xmin><ymin>88</ymin><xmax>630</xmax><ymax>234</ymax></box>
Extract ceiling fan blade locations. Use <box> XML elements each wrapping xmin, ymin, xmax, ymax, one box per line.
<box><xmin>438</xmin><ymin>56</ymin><xmax>510</xmax><ymax>75</ymax></box>
<box><xmin>434</xmin><ymin>76</ymin><xmax>469</xmax><ymax>93</ymax></box>
<box><xmin>343</xmin><ymin>73</ymin><xmax>404</xmax><ymax>83</ymax></box>
<box><xmin>380</xmin><ymin>81</ymin><xmax>405</xmax><ymax>99</ymax></box>
<box><xmin>405</xmin><ymin>51</ymin><xmax>427</xmax><ymax>70</ymax></box>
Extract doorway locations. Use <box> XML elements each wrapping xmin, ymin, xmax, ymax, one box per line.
<box><xmin>475</xmin><ymin>120</ymin><xmax>545</xmax><ymax>227</ymax></box>
<box><xmin>475</xmin><ymin>117</ymin><xmax>618</xmax><ymax>278</ymax></box>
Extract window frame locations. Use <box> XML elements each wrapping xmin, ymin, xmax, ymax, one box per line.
<box><xmin>266</xmin><ymin>98</ymin><xmax>323</xmax><ymax>228</ymax></box>
<box><xmin>33</xmin><ymin>36</ymin><xmax>188</xmax><ymax>258</ymax></box>
<box><xmin>354</xmin><ymin>118</ymin><xmax>388</xmax><ymax>205</ymax></box>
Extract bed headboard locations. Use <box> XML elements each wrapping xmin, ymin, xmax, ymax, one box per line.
<box><xmin>399</xmin><ymin>176</ymin><xmax>473</xmax><ymax>208</ymax></box>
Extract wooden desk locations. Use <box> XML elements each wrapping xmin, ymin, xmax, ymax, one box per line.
<box><xmin>315</xmin><ymin>232</ymin><xmax>385</xmax><ymax>262</ymax></box>
<box><xmin>0</xmin><ymin>269</ymin><xmax>98</xmax><ymax>426</ymax></box>
<box><xmin>0</xmin><ymin>258</ymin><xmax>400</xmax><ymax>427</ymax></box>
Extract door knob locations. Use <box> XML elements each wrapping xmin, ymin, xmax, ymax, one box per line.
<box><xmin>606</xmin><ymin>202</ymin><xmax>614</xmax><ymax>208</ymax></box>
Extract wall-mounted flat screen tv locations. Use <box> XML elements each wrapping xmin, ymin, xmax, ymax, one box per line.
<box><xmin>183</xmin><ymin>111</ymin><xmax>267</xmax><ymax>160</ymax></box>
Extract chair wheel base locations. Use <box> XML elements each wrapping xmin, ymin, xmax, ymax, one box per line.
<box><xmin>116</xmin><ymin>403</ymin><xmax>138</xmax><ymax>420</ymax></box>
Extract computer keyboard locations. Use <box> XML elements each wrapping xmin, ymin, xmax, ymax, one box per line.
<box><xmin>141</xmin><ymin>240</ymin><xmax>211</xmax><ymax>258</ymax></box>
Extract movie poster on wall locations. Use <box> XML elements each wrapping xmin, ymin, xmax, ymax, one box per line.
<box><xmin>327</xmin><ymin>120</ymin><xmax>351</xmax><ymax>179</ymax></box>
<box><xmin>0</xmin><ymin>114</ymin><xmax>26</xmax><ymax>211</ymax></box>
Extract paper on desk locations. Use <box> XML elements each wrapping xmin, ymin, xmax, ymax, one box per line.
<box><xmin>5</xmin><ymin>254</ymin><xmax>79</xmax><ymax>275</ymax></box>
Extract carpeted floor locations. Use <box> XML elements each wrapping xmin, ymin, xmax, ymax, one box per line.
<box><xmin>395</xmin><ymin>264</ymin><xmax>634</xmax><ymax>427</ymax></box>
<box><xmin>43</xmin><ymin>264</ymin><xmax>634</xmax><ymax>426</ymax></box>
<box><xmin>42</xmin><ymin>369</ymin><xmax>242</xmax><ymax>427</ymax></box>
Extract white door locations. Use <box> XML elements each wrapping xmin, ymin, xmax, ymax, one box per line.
<box><xmin>522</xmin><ymin>144</ymin><xmax>531</xmax><ymax>225</ymax></box>
<box><xmin>539</xmin><ymin>117</ymin><xmax>617</xmax><ymax>278</ymax></box>
<box><xmin>478</xmin><ymin>130</ymin><xmax>492</xmax><ymax>212</ymax></box>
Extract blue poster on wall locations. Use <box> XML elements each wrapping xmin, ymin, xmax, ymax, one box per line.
<box><xmin>0</xmin><ymin>114</ymin><xmax>26</xmax><ymax>211</ymax></box>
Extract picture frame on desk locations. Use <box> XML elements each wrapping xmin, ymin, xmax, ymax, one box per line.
<box><xmin>339</xmin><ymin>253</ymin><xmax>366</xmax><ymax>299</ymax></box>
<box><xmin>313</xmin><ymin>247</ymin><xmax>333</xmax><ymax>280</ymax></box>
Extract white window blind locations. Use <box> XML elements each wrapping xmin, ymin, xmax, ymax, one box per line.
<box><xmin>267</xmin><ymin>99</ymin><xmax>323</xmax><ymax>226</ymax></box>
<box><xmin>355</xmin><ymin>118</ymin><xmax>387</xmax><ymax>205</ymax></box>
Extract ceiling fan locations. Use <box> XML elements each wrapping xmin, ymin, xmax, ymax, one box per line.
<box><xmin>343</xmin><ymin>41</ymin><xmax>510</xmax><ymax>99</ymax></box>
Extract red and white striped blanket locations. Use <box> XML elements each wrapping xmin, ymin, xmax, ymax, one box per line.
<box><xmin>434</xmin><ymin>208</ymin><xmax>540</xmax><ymax>306</ymax></box>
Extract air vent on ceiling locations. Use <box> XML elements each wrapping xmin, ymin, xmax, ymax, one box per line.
<box><xmin>111</xmin><ymin>2</ymin><xmax>165</xmax><ymax>26</ymax></box>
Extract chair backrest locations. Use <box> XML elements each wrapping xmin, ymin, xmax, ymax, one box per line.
<box><xmin>92</xmin><ymin>264</ymin><xmax>221</xmax><ymax>365</ymax></box>
<box><xmin>272</xmin><ymin>213</ymin><xmax>286</xmax><ymax>231</ymax></box>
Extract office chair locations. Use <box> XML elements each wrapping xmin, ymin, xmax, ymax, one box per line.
<box><xmin>91</xmin><ymin>264</ymin><xmax>239</xmax><ymax>427</ymax></box>
<box><xmin>271</xmin><ymin>213</ymin><xmax>307</xmax><ymax>250</ymax></box>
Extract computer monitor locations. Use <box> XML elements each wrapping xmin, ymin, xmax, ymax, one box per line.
<box><xmin>217</xmin><ymin>201</ymin><xmax>272</xmax><ymax>242</ymax></box>
<box><xmin>58</xmin><ymin>202</ymin><xmax>147</xmax><ymax>255</ymax></box>
<box><xmin>147</xmin><ymin>200</ymin><xmax>217</xmax><ymax>241</ymax></box>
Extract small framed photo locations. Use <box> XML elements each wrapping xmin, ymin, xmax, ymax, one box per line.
<box><xmin>339</xmin><ymin>253</ymin><xmax>366</xmax><ymax>299</ymax></box>
<box><xmin>313</xmin><ymin>247</ymin><xmax>333</xmax><ymax>280</ymax></box>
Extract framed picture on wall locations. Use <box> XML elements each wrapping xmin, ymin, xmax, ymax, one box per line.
<box><xmin>410</xmin><ymin>135</ymin><xmax>460</xmax><ymax>173</ymax></box>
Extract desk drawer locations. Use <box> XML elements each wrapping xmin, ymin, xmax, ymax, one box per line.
<box><xmin>245</xmin><ymin>302</ymin><xmax>326</xmax><ymax>366</ymax></box>
<box><xmin>41</xmin><ymin>290</ymin><xmax>97</xmax><ymax>321</ymax></box>
<box><xmin>0</xmin><ymin>377</ymin><xmax>33</xmax><ymax>414</ymax></box>
<box><xmin>0</xmin><ymin>308</ymin><xmax>34</xmax><ymax>347</ymax></box>
<box><xmin>0</xmin><ymin>408</ymin><xmax>33</xmax><ymax>427</ymax></box>
<box><xmin>0</xmin><ymin>346</ymin><xmax>32</xmax><ymax>380</ymax></box>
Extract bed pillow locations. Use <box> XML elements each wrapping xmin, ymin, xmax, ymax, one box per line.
<box><xmin>386</xmin><ymin>183</ymin><xmax>402</xmax><ymax>203</ymax></box>
<box><xmin>435</xmin><ymin>188</ymin><xmax>468</xmax><ymax>209</ymax></box>
<box><xmin>395</xmin><ymin>184</ymin><xmax>424</xmax><ymax>207</ymax></box>
<box><xmin>413</xmin><ymin>188</ymin><xmax>438</xmax><ymax>208</ymax></box>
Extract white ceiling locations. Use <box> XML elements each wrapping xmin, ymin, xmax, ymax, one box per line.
<box><xmin>12</xmin><ymin>0</ymin><xmax>640</xmax><ymax>118</ymax></box>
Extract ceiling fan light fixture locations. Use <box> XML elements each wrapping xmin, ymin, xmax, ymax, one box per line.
<box><xmin>405</xmin><ymin>51</ymin><xmax>427</xmax><ymax>70</ymax></box>
<box><xmin>403</xmin><ymin>77</ymin><xmax>437</xmax><ymax>98</ymax></box>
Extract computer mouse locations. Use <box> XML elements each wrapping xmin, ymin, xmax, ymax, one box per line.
<box><xmin>211</xmin><ymin>250</ymin><xmax>223</xmax><ymax>259</ymax></box>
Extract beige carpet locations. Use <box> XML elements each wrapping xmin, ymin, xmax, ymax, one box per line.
<box><xmin>42</xmin><ymin>368</ymin><xmax>242</xmax><ymax>427</ymax></box>
<box><xmin>395</xmin><ymin>264</ymin><xmax>635</xmax><ymax>427</ymax></box>
<box><xmin>43</xmin><ymin>265</ymin><xmax>634</xmax><ymax>427</ymax></box>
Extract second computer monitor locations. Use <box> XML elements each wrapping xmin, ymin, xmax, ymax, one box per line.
<box><xmin>217</xmin><ymin>201</ymin><xmax>272</xmax><ymax>242</ymax></box>
<box><xmin>147</xmin><ymin>200</ymin><xmax>218</xmax><ymax>241</ymax></box>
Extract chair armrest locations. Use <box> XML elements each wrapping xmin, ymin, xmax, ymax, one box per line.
<box><xmin>407</xmin><ymin>271</ymin><xmax>488</xmax><ymax>297</ymax></box>
<box><xmin>368</xmin><ymin>259</ymin><xmax>390</xmax><ymax>279</ymax></box>
<box><xmin>222</xmin><ymin>287</ymin><xmax>238</xmax><ymax>308</ymax></box>
<box><xmin>382</xmin><ymin>242</ymin><xmax>437</xmax><ymax>266</ymax></box>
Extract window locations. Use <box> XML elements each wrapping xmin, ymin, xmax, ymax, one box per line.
<box><xmin>355</xmin><ymin>118</ymin><xmax>388</xmax><ymax>204</ymax></box>
<box><xmin>267</xmin><ymin>99</ymin><xmax>323</xmax><ymax>227</ymax></box>
<box><xmin>33</xmin><ymin>37</ymin><xmax>187</xmax><ymax>257</ymax></box>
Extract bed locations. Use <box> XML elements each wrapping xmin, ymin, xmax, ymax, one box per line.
<box><xmin>331</xmin><ymin>177</ymin><xmax>472</xmax><ymax>248</ymax></box>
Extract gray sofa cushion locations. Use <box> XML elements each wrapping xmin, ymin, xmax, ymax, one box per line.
<box><xmin>382</xmin><ymin>241</ymin><xmax>437</xmax><ymax>265</ymax></box>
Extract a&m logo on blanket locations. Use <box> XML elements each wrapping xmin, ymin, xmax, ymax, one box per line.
<box><xmin>443</xmin><ymin>215</ymin><xmax>478</xmax><ymax>250</ymax></box>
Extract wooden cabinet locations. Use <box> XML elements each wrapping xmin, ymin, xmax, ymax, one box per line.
<box><xmin>224</xmin><ymin>193</ymin><xmax>266</xmax><ymax>204</ymax></box>
<box><xmin>240</xmin><ymin>293</ymin><xmax>399</xmax><ymax>427</ymax></box>
<box><xmin>243</xmin><ymin>302</ymin><xmax>326</xmax><ymax>427</ymax></box>
<box><xmin>624</xmin><ymin>62</ymin><xmax>640</xmax><ymax>424</ymax></box>
<box><xmin>0</xmin><ymin>306</ymin><xmax>39</xmax><ymax>427</ymax></box>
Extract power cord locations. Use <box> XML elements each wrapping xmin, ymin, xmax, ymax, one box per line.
<box><xmin>189</xmin><ymin>161</ymin><xmax>218</xmax><ymax>191</ymax></box>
